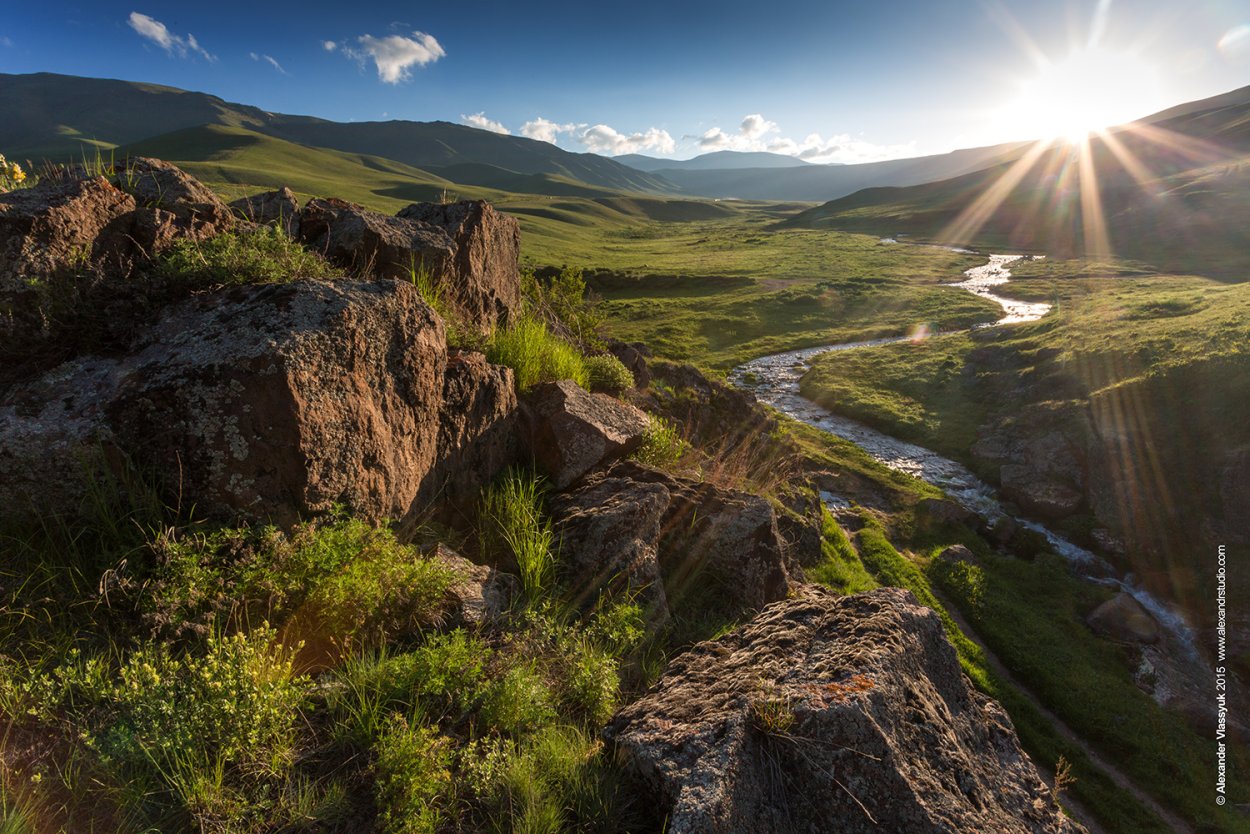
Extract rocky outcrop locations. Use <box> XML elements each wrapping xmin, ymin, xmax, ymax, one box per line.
<box><xmin>229</xmin><ymin>186</ymin><xmax>301</xmax><ymax>236</ymax></box>
<box><xmin>551</xmin><ymin>461</ymin><xmax>791</xmax><ymax>616</ymax></box>
<box><xmin>397</xmin><ymin>201</ymin><xmax>521</xmax><ymax>330</ymax></box>
<box><xmin>973</xmin><ymin>422</ymin><xmax>1087</xmax><ymax>521</ymax></box>
<box><xmin>0</xmin><ymin>176</ymin><xmax>136</xmax><ymax>292</ymax></box>
<box><xmin>606</xmin><ymin>586</ymin><xmax>1084</xmax><ymax>834</ymax></box>
<box><xmin>605</xmin><ymin>338</ymin><xmax>652</xmax><ymax>389</ymax></box>
<box><xmin>1086</xmin><ymin>592</ymin><xmax>1161</xmax><ymax>644</ymax></box>
<box><xmin>1</xmin><ymin>280</ymin><xmax>447</xmax><ymax>526</ymax></box>
<box><xmin>298</xmin><ymin>197</ymin><xmax>455</xmax><ymax>282</ymax></box>
<box><xmin>521</xmin><ymin>379</ymin><xmax>648</xmax><ymax>489</ymax></box>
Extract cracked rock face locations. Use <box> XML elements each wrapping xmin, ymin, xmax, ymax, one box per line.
<box><xmin>1</xmin><ymin>280</ymin><xmax>448</xmax><ymax>526</ymax></box>
<box><xmin>606</xmin><ymin>586</ymin><xmax>1085</xmax><ymax>834</ymax></box>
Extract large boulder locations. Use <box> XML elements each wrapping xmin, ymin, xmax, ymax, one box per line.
<box><xmin>551</xmin><ymin>461</ymin><xmax>791</xmax><ymax>615</ymax></box>
<box><xmin>521</xmin><ymin>379</ymin><xmax>648</xmax><ymax>489</ymax></box>
<box><xmin>298</xmin><ymin>198</ymin><xmax>455</xmax><ymax>284</ymax></box>
<box><xmin>0</xmin><ymin>176</ymin><xmax>136</xmax><ymax>292</ymax></box>
<box><xmin>0</xmin><ymin>280</ymin><xmax>448</xmax><ymax>527</ymax></box>
<box><xmin>415</xmin><ymin>350</ymin><xmax>520</xmax><ymax>524</ymax></box>
<box><xmin>606</xmin><ymin>586</ymin><xmax>1084</xmax><ymax>834</ymax></box>
<box><xmin>549</xmin><ymin>473</ymin><xmax>673</xmax><ymax>619</ymax></box>
<box><xmin>228</xmin><ymin>186</ymin><xmax>301</xmax><ymax>236</ymax></box>
<box><xmin>1086</xmin><ymin>592</ymin><xmax>1161</xmax><ymax>644</ymax></box>
<box><xmin>397</xmin><ymin>200</ymin><xmax>521</xmax><ymax>331</ymax></box>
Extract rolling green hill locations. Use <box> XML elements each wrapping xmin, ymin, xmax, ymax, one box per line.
<box><xmin>0</xmin><ymin>72</ymin><xmax>676</xmax><ymax>196</ymax></box>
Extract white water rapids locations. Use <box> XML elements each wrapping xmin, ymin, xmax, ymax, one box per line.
<box><xmin>729</xmin><ymin>251</ymin><xmax>1199</xmax><ymax>657</ymax></box>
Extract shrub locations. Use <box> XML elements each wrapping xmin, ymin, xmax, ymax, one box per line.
<box><xmin>156</xmin><ymin>224</ymin><xmax>334</xmax><ymax>288</ymax></box>
<box><xmin>630</xmin><ymin>413</ymin><xmax>692</xmax><ymax>470</ymax></box>
<box><xmin>0</xmin><ymin>153</ymin><xmax>30</xmax><ymax>192</ymax></box>
<box><xmin>486</xmin><ymin>315</ymin><xmax>589</xmax><ymax>392</ymax></box>
<box><xmin>477</xmin><ymin>664</ymin><xmax>555</xmax><ymax>737</ymax></box>
<box><xmin>557</xmin><ymin>637</ymin><xmax>619</xmax><ymax>726</ymax></box>
<box><xmin>584</xmin><ymin>353</ymin><xmax>634</xmax><ymax>394</ymax></box>
<box><xmin>142</xmin><ymin>517</ymin><xmax>455</xmax><ymax>651</ymax></box>
<box><xmin>385</xmin><ymin>630</ymin><xmax>490</xmax><ymax>717</ymax></box>
<box><xmin>479</xmin><ymin>471</ymin><xmax>555</xmax><ymax>606</ymax></box>
<box><xmin>521</xmin><ymin>267</ymin><xmax>603</xmax><ymax>351</ymax></box>
<box><xmin>373</xmin><ymin>714</ymin><xmax>454</xmax><ymax>834</ymax></box>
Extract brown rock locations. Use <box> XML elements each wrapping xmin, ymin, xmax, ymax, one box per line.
<box><xmin>552</xmin><ymin>461</ymin><xmax>791</xmax><ymax>613</ymax></box>
<box><xmin>0</xmin><ymin>279</ymin><xmax>448</xmax><ymax>527</ymax></box>
<box><xmin>118</xmin><ymin>158</ymin><xmax>234</xmax><ymax>251</ymax></box>
<box><xmin>937</xmin><ymin>544</ymin><xmax>979</xmax><ymax>567</ymax></box>
<box><xmin>0</xmin><ymin>176</ymin><xmax>136</xmax><ymax>292</ymax></box>
<box><xmin>229</xmin><ymin>187</ymin><xmax>301</xmax><ymax>236</ymax></box>
<box><xmin>298</xmin><ymin>197</ymin><xmax>455</xmax><ymax>283</ymax></box>
<box><xmin>521</xmin><ymin>379</ymin><xmax>648</xmax><ymax>489</ymax></box>
<box><xmin>549</xmin><ymin>473</ymin><xmax>672</xmax><ymax>619</ymax></box>
<box><xmin>416</xmin><ymin>350</ymin><xmax>520</xmax><ymax>523</ymax></box>
<box><xmin>1087</xmin><ymin>592</ymin><xmax>1161</xmax><ymax>644</ymax></box>
<box><xmin>606</xmin><ymin>586</ymin><xmax>1084</xmax><ymax>834</ymax></box>
<box><xmin>397</xmin><ymin>200</ymin><xmax>521</xmax><ymax>330</ymax></box>
<box><xmin>606</xmin><ymin>339</ymin><xmax>652</xmax><ymax>389</ymax></box>
<box><xmin>1000</xmin><ymin>464</ymin><xmax>1084</xmax><ymax>519</ymax></box>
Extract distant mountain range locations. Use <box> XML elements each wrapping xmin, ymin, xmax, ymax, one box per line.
<box><xmin>0</xmin><ymin>72</ymin><xmax>1043</xmax><ymax>204</ymax></box>
<box><xmin>616</xmin><ymin>150</ymin><xmax>814</xmax><ymax>171</ymax></box>
<box><xmin>784</xmin><ymin>84</ymin><xmax>1250</xmax><ymax>276</ymax></box>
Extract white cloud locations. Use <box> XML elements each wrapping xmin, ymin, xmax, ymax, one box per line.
<box><xmin>127</xmin><ymin>12</ymin><xmax>215</xmax><ymax>61</ymax></box>
<box><xmin>322</xmin><ymin>40</ymin><xmax>337</xmax><ymax>51</ymax></box>
<box><xmin>739</xmin><ymin>113</ymin><xmax>778</xmax><ymax>140</ymax></box>
<box><xmin>520</xmin><ymin>117</ymin><xmax>578</xmax><ymax>144</ymax></box>
<box><xmin>462</xmin><ymin>112</ymin><xmax>510</xmax><ymax>134</ymax></box>
<box><xmin>576</xmin><ymin>124</ymin><xmax>675</xmax><ymax>156</ymax></box>
<box><xmin>250</xmin><ymin>52</ymin><xmax>288</xmax><ymax>75</ymax></box>
<box><xmin>691</xmin><ymin>113</ymin><xmax>915</xmax><ymax>163</ymax></box>
<box><xmin>342</xmin><ymin>31</ymin><xmax>445</xmax><ymax>84</ymax></box>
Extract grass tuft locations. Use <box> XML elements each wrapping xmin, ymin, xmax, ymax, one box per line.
<box><xmin>486</xmin><ymin>315</ymin><xmax>589</xmax><ymax>392</ymax></box>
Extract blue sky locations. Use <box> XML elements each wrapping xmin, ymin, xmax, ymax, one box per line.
<box><xmin>3</xmin><ymin>0</ymin><xmax>1249</xmax><ymax>161</ymax></box>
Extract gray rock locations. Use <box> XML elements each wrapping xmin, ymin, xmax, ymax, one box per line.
<box><xmin>521</xmin><ymin>379</ymin><xmax>648</xmax><ymax>489</ymax></box>
<box><xmin>1000</xmin><ymin>464</ymin><xmax>1084</xmax><ymax>519</ymax></box>
<box><xmin>606</xmin><ymin>586</ymin><xmax>1084</xmax><ymax>834</ymax></box>
<box><xmin>433</xmin><ymin>543</ymin><xmax>518</xmax><ymax>627</ymax></box>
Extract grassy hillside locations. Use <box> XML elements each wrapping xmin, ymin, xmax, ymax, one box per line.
<box><xmin>0</xmin><ymin>72</ymin><xmax>675</xmax><ymax>196</ymax></box>
<box><xmin>786</xmin><ymin>86</ymin><xmax>1250</xmax><ymax>277</ymax></box>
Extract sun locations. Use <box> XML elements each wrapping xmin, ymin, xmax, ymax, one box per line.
<box><xmin>1000</xmin><ymin>48</ymin><xmax>1163</xmax><ymax>143</ymax></box>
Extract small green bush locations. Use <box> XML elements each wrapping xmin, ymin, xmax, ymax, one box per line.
<box><xmin>373</xmin><ymin>714</ymin><xmax>454</xmax><ymax>834</ymax></box>
<box><xmin>584</xmin><ymin>354</ymin><xmax>634</xmax><ymax>393</ymax></box>
<box><xmin>386</xmin><ymin>630</ymin><xmax>490</xmax><ymax>717</ymax></box>
<box><xmin>477</xmin><ymin>664</ymin><xmax>556</xmax><ymax>737</ymax></box>
<box><xmin>486</xmin><ymin>315</ymin><xmax>589</xmax><ymax>392</ymax></box>
<box><xmin>156</xmin><ymin>224</ymin><xmax>334</xmax><ymax>288</ymax></box>
<box><xmin>521</xmin><ymin>267</ymin><xmax>604</xmax><ymax>351</ymax></box>
<box><xmin>557</xmin><ymin>637</ymin><xmax>619</xmax><ymax>726</ymax></box>
<box><xmin>630</xmin><ymin>414</ymin><xmax>691</xmax><ymax>470</ymax></box>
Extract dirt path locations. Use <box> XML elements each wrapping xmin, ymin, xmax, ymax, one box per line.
<box><xmin>932</xmin><ymin>586</ymin><xmax>1195</xmax><ymax>834</ymax></box>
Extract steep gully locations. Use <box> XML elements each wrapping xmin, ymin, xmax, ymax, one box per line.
<box><xmin>730</xmin><ymin>248</ymin><xmax>1199</xmax><ymax>831</ymax></box>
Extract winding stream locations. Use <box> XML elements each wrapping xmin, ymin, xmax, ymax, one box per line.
<box><xmin>728</xmin><ymin>252</ymin><xmax>1198</xmax><ymax>659</ymax></box>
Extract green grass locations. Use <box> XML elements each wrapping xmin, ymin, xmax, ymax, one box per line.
<box><xmin>486</xmin><ymin>315</ymin><xmax>590</xmax><ymax>392</ymax></box>
<box><xmin>157</xmin><ymin>223</ymin><xmax>336</xmax><ymax>287</ymax></box>
<box><xmin>806</xmin><ymin>510</ymin><xmax>877</xmax><ymax>594</ymax></box>
<box><xmin>479</xmin><ymin>470</ymin><xmax>557</xmax><ymax>606</ymax></box>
